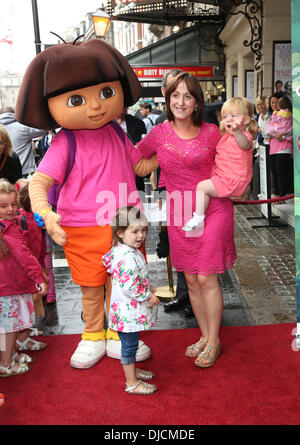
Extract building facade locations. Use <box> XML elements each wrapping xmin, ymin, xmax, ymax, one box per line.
<box><xmin>0</xmin><ymin>72</ymin><xmax>22</xmax><ymax>109</ymax></box>
<box><xmin>220</xmin><ymin>0</ymin><xmax>291</xmax><ymax>102</ymax></box>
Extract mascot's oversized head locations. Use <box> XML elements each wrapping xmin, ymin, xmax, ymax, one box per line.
<box><xmin>15</xmin><ymin>38</ymin><xmax>141</xmax><ymax>130</ymax></box>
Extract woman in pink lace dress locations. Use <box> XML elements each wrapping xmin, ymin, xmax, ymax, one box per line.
<box><xmin>138</xmin><ymin>72</ymin><xmax>237</xmax><ymax>368</ymax></box>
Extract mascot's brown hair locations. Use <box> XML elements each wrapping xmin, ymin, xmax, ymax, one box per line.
<box><xmin>16</xmin><ymin>38</ymin><xmax>141</xmax><ymax>130</ymax></box>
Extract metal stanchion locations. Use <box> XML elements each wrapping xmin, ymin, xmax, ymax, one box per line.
<box><xmin>155</xmin><ymin>226</ymin><xmax>176</xmax><ymax>300</ymax></box>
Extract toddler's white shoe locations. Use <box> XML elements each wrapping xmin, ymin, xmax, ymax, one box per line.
<box><xmin>106</xmin><ymin>339</ymin><xmax>151</xmax><ymax>361</ymax></box>
<box><xmin>136</xmin><ymin>340</ymin><xmax>151</xmax><ymax>362</ymax></box>
<box><xmin>182</xmin><ymin>212</ymin><xmax>205</xmax><ymax>231</ymax></box>
<box><xmin>70</xmin><ymin>339</ymin><xmax>106</xmax><ymax>369</ymax></box>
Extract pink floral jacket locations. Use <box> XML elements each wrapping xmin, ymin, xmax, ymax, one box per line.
<box><xmin>102</xmin><ymin>243</ymin><xmax>155</xmax><ymax>333</ymax></box>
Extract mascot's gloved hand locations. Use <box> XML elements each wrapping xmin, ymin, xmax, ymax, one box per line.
<box><xmin>29</xmin><ymin>171</ymin><xmax>66</xmax><ymax>245</ymax></box>
<box><xmin>34</xmin><ymin>209</ymin><xmax>66</xmax><ymax>245</ymax></box>
<box><xmin>43</xmin><ymin>210</ymin><xmax>66</xmax><ymax>246</ymax></box>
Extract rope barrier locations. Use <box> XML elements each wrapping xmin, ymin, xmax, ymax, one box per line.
<box><xmin>233</xmin><ymin>194</ymin><xmax>294</xmax><ymax>205</ymax></box>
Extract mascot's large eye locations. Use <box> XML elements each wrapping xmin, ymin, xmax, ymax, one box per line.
<box><xmin>296</xmin><ymin>85</ymin><xmax>300</xmax><ymax>97</ymax></box>
<box><xmin>67</xmin><ymin>95</ymin><xmax>86</xmax><ymax>107</ymax></box>
<box><xmin>100</xmin><ymin>86</ymin><xmax>116</xmax><ymax>100</ymax></box>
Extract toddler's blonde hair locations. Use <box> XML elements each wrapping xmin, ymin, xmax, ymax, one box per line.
<box><xmin>0</xmin><ymin>125</ymin><xmax>13</xmax><ymax>157</ymax></box>
<box><xmin>220</xmin><ymin>97</ymin><xmax>258</xmax><ymax>140</ymax></box>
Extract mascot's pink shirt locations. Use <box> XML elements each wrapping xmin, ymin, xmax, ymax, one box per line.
<box><xmin>37</xmin><ymin>124</ymin><xmax>142</xmax><ymax>227</ymax></box>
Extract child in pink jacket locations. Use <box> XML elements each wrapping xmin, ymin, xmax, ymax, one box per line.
<box><xmin>0</xmin><ymin>179</ymin><xmax>47</xmax><ymax>377</ymax></box>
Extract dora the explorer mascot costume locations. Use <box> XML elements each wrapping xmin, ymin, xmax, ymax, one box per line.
<box><xmin>15</xmin><ymin>38</ymin><xmax>158</xmax><ymax>369</ymax></box>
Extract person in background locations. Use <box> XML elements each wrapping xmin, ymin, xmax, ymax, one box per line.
<box><xmin>40</xmin><ymin>131</ymin><xmax>55</xmax><ymax>156</ymax></box>
<box><xmin>283</xmin><ymin>81</ymin><xmax>292</xmax><ymax>104</ymax></box>
<box><xmin>0</xmin><ymin>107</ymin><xmax>46</xmax><ymax>178</ymax></box>
<box><xmin>139</xmin><ymin>103</ymin><xmax>158</xmax><ymax>134</ymax></box>
<box><xmin>15</xmin><ymin>179</ymin><xmax>48</xmax><ymax>350</ymax></box>
<box><xmin>266</xmin><ymin>95</ymin><xmax>294</xmax><ymax>200</ymax></box>
<box><xmin>0</xmin><ymin>125</ymin><xmax>22</xmax><ymax>184</ymax></box>
<box><xmin>274</xmin><ymin>80</ymin><xmax>284</xmax><ymax>99</ymax></box>
<box><xmin>266</xmin><ymin>94</ymin><xmax>280</xmax><ymax>197</ymax></box>
<box><xmin>116</xmin><ymin>107</ymin><xmax>147</xmax><ymax>192</ymax></box>
<box><xmin>255</xmin><ymin>95</ymin><xmax>271</xmax><ymax>156</ymax></box>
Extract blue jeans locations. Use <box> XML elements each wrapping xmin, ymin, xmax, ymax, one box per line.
<box><xmin>118</xmin><ymin>331</ymin><xmax>139</xmax><ymax>365</ymax></box>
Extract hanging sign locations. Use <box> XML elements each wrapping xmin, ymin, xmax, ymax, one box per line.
<box><xmin>133</xmin><ymin>66</ymin><xmax>214</xmax><ymax>79</ymax></box>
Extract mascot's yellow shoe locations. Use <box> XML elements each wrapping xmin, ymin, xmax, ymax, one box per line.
<box><xmin>70</xmin><ymin>330</ymin><xmax>106</xmax><ymax>369</ymax></box>
<box><xmin>106</xmin><ymin>328</ymin><xmax>151</xmax><ymax>361</ymax></box>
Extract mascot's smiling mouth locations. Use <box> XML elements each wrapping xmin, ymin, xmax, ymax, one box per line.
<box><xmin>89</xmin><ymin>113</ymin><xmax>105</xmax><ymax>121</ymax></box>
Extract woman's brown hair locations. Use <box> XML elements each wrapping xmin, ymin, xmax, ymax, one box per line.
<box><xmin>165</xmin><ymin>72</ymin><xmax>204</xmax><ymax>126</ymax></box>
<box><xmin>16</xmin><ymin>39</ymin><xmax>142</xmax><ymax>130</ymax></box>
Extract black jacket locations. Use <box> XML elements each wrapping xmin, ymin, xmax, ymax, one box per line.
<box><xmin>0</xmin><ymin>152</ymin><xmax>22</xmax><ymax>184</ymax></box>
<box><xmin>124</xmin><ymin>114</ymin><xmax>146</xmax><ymax>144</ymax></box>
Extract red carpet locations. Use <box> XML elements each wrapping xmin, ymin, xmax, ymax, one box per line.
<box><xmin>1</xmin><ymin>323</ymin><xmax>300</xmax><ymax>425</ymax></box>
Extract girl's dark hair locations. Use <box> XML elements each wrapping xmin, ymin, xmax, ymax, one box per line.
<box><xmin>111</xmin><ymin>206</ymin><xmax>147</xmax><ymax>245</ymax></box>
<box><xmin>15</xmin><ymin>39</ymin><xmax>142</xmax><ymax>130</ymax></box>
<box><xmin>278</xmin><ymin>95</ymin><xmax>292</xmax><ymax>112</ymax></box>
<box><xmin>165</xmin><ymin>72</ymin><xmax>204</xmax><ymax>126</ymax></box>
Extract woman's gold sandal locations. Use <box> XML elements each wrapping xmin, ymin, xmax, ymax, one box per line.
<box><xmin>194</xmin><ymin>344</ymin><xmax>221</xmax><ymax>368</ymax></box>
<box><xmin>185</xmin><ymin>337</ymin><xmax>208</xmax><ymax>358</ymax></box>
<box><xmin>136</xmin><ymin>368</ymin><xmax>155</xmax><ymax>381</ymax></box>
<box><xmin>125</xmin><ymin>380</ymin><xmax>157</xmax><ymax>395</ymax></box>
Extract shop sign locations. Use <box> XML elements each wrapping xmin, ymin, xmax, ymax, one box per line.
<box><xmin>133</xmin><ymin>66</ymin><xmax>214</xmax><ymax>79</ymax></box>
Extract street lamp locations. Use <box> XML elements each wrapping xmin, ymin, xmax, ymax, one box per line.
<box><xmin>92</xmin><ymin>9</ymin><xmax>111</xmax><ymax>39</ymax></box>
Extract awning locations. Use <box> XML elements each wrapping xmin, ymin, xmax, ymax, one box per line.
<box><xmin>126</xmin><ymin>23</ymin><xmax>225</xmax><ymax>96</ymax></box>
<box><xmin>107</xmin><ymin>0</ymin><xmax>224</xmax><ymax>26</ymax></box>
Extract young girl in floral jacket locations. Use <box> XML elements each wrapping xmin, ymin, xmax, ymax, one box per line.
<box><xmin>102</xmin><ymin>206</ymin><xmax>159</xmax><ymax>395</ymax></box>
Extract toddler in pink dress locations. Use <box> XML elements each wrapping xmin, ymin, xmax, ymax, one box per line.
<box><xmin>266</xmin><ymin>95</ymin><xmax>293</xmax><ymax>153</ymax></box>
<box><xmin>183</xmin><ymin>97</ymin><xmax>257</xmax><ymax>232</ymax></box>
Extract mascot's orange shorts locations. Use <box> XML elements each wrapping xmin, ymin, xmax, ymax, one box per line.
<box><xmin>62</xmin><ymin>225</ymin><xmax>147</xmax><ymax>287</ymax></box>
<box><xmin>62</xmin><ymin>225</ymin><xmax>113</xmax><ymax>287</ymax></box>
